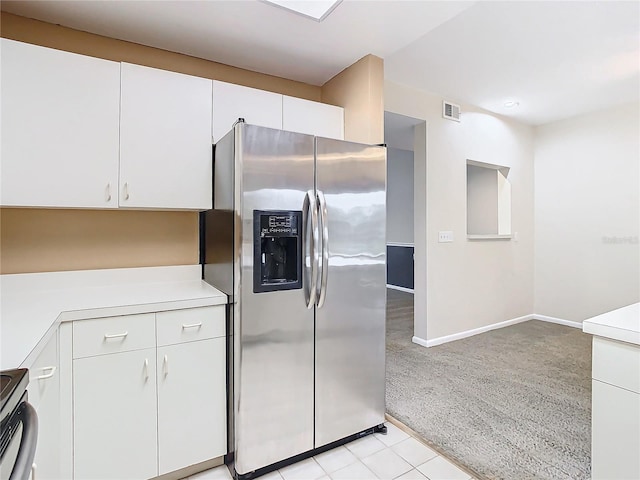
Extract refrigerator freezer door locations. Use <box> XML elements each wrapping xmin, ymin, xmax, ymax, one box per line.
<box><xmin>314</xmin><ymin>138</ymin><xmax>387</xmax><ymax>448</ymax></box>
<box><xmin>235</xmin><ymin>125</ymin><xmax>316</xmax><ymax>474</ymax></box>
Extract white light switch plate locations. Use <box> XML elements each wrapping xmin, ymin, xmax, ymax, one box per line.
<box><xmin>438</xmin><ymin>231</ymin><xmax>454</xmax><ymax>243</ymax></box>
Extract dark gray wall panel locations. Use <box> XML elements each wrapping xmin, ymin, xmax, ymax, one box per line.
<box><xmin>387</xmin><ymin>245</ymin><xmax>414</xmax><ymax>290</ymax></box>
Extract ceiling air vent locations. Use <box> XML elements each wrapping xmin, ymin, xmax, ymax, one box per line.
<box><xmin>443</xmin><ymin>101</ymin><xmax>461</xmax><ymax>122</ymax></box>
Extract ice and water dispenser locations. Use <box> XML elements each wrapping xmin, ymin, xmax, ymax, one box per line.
<box><xmin>253</xmin><ymin>210</ymin><xmax>302</xmax><ymax>293</ymax></box>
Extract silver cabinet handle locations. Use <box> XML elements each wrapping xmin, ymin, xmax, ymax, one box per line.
<box><xmin>123</xmin><ymin>182</ymin><xmax>130</xmax><ymax>200</ymax></box>
<box><xmin>104</xmin><ymin>331</ymin><xmax>128</xmax><ymax>339</ymax></box>
<box><xmin>303</xmin><ymin>190</ymin><xmax>319</xmax><ymax>309</ymax></box>
<box><xmin>144</xmin><ymin>358</ymin><xmax>149</xmax><ymax>380</ymax></box>
<box><xmin>35</xmin><ymin>366</ymin><xmax>56</xmax><ymax>380</ymax></box>
<box><xmin>106</xmin><ymin>183</ymin><xmax>112</xmax><ymax>202</ymax></box>
<box><xmin>163</xmin><ymin>354</ymin><xmax>169</xmax><ymax>376</ymax></box>
<box><xmin>317</xmin><ymin>190</ymin><xmax>329</xmax><ymax>308</ymax></box>
<box><xmin>32</xmin><ymin>463</ymin><xmax>37</xmax><ymax>480</ymax></box>
<box><xmin>182</xmin><ymin>322</ymin><xmax>202</xmax><ymax>329</ymax></box>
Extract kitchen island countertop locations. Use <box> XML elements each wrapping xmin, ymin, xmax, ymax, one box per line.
<box><xmin>582</xmin><ymin>302</ymin><xmax>640</xmax><ymax>345</ymax></box>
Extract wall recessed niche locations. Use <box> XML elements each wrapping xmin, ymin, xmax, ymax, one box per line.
<box><xmin>466</xmin><ymin>159</ymin><xmax>512</xmax><ymax>239</ymax></box>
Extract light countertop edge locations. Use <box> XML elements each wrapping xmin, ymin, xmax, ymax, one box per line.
<box><xmin>582</xmin><ymin>303</ymin><xmax>640</xmax><ymax>347</ymax></box>
<box><xmin>1</xmin><ymin>265</ymin><xmax>227</xmax><ymax>369</ymax></box>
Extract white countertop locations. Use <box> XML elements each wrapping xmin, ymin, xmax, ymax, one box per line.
<box><xmin>1</xmin><ymin>265</ymin><xmax>227</xmax><ymax>369</ymax></box>
<box><xmin>583</xmin><ymin>303</ymin><xmax>640</xmax><ymax>346</ymax></box>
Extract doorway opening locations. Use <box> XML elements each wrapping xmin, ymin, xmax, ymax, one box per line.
<box><xmin>384</xmin><ymin>111</ymin><xmax>424</xmax><ymax>343</ymax></box>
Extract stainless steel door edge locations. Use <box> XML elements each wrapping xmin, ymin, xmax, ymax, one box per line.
<box><xmin>314</xmin><ymin>138</ymin><xmax>387</xmax><ymax>448</ymax></box>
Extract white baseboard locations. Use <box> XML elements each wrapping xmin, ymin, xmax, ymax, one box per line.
<box><xmin>387</xmin><ymin>284</ymin><xmax>414</xmax><ymax>294</ymax></box>
<box><xmin>531</xmin><ymin>314</ymin><xmax>582</xmax><ymax>329</ymax></box>
<box><xmin>411</xmin><ymin>313</ymin><xmax>583</xmax><ymax>348</ymax></box>
<box><xmin>412</xmin><ymin>314</ymin><xmax>535</xmax><ymax>348</ymax></box>
<box><xmin>411</xmin><ymin>335</ymin><xmax>430</xmax><ymax>348</ymax></box>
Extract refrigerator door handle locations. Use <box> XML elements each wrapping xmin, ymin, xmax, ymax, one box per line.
<box><xmin>317</xmin><ymin>190</ymin><xmax>329</xmax><ymax>308</ymax></box>
<box><xmin>303</xmin><ymin>190</ymin><xmax>319</xmax><ymax>309</ymax></box>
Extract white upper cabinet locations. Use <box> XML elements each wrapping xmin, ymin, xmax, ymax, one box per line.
<box><xmin>282</xmin><ymin>96</ymin><xmax>344</xmax><ymax>140</ymax></box>
<box><xmin>212</xmin><ymin>81</ymin><xmax>282</xmax><ymax>142</ymax></box>
<box><xmin>1</xmin><ymin>39</ymin><xmax>120</xmax><ymax>208</ymax></box>
<box><xmin>2</xmin><ymin>40</ymin><xmax>346</xmax><ymax>210</ymax></box>
<box><xmin>120</xmin><ymin>63</ymin><xmax>213</xmax><ymax>210</ymax></box>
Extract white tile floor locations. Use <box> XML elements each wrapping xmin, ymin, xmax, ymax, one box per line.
<box><xmin>187</xmin><ymin>423</ymin><xmax>475</xmax><ymax>480</ymax></box>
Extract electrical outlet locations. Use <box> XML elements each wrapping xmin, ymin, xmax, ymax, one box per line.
<box><xmin>438</xmin><ymin>231</ymin><xmax>454</xmax><ymax>243</ymax></box>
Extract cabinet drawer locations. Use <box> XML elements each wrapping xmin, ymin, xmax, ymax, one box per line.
<box><xmin>73</xmin><ymin>313</ymin><xmax>156</xmax><ymax>359</ymax></box>
<box><xmin>592</xmin><ymin>336</ymin><xmax>640</xmax><ymax>393</ymax></box>
<box><xmin>156</xmin><ymin>307</ymin><xmax>225</xmax><ymax>346</ymax></box>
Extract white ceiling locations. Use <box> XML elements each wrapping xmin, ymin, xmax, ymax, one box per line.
<box><xmin>385</xmin><ymin>1</ymin><xmax>640</xmax><ymax>126</ymax></box>
<box><xmin>2</xmin><ymin>0</ymin><xmax>638</xmax><ymax>126</ymax></box>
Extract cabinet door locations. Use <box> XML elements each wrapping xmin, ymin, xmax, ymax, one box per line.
<box><xmin>1</xmin><ymin>39</ymin><xmax>120</xmax><ymax>208</ymax></box>
<box><xmin>74</xmin><ymin>349</ymin><xmax>157</xmax><ymax>480</ymax></box>
<box><xmin>120</xmin><ymin>63</ymin><xmax>213</xmax><ymax>210</ymax></box>
<box><xmin>212</xmin><ymin>81</ymin><xmax>282</xmax><ymax>142</ymax></box>
<box><xmin>282</xmin><ymin>96</ymin><xmax>344</xmax><ymax>140</ymax></box>
<box><xmin>27</xmin><ymin>334</ymin><xmax>60</xmax><ymax>480</ymax></box>
<box><xmin>157</xmin><ymin>338</ymin><xmax>226</xmax><ymax>474</ymax></box>
<box><xmin>592</xmin><ymin>379</ymin><xmax>640</xmax><ymax>480</ymax></box>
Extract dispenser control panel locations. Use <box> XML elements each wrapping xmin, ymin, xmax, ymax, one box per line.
<box><xmin>260</xmin><ymin>214</ymin><xmax>298</xmax><ymax>236</ymax></box>
<box><xmin>253</xmin><ymin>210</ymin><xmax>302</xmax><ymax>293</ymax></box>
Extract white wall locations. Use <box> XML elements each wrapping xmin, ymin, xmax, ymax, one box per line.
<box><xmin>385</xmin><ymin>81</ymin><xmax>535</xmax><ymax>341</ymax></box>
<box><xmin>534</xmin><ymin>102</ymin><xmax>640</xmax><ymax>321</ymax></box>
<box><xmin>387</xmin><ymin>147</ymin><xmax>414</xmax><ymax>244</ymax></box>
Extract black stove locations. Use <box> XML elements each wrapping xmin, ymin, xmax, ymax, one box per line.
<box><xmin>1</xmin><ymin>369</ymin><xmax>28</xmax><ymax>424</ymax></box>
<box><xmin>1</xmin><ymin>368</ymin><xmax>38</xmax><ymax>480</ymax></box>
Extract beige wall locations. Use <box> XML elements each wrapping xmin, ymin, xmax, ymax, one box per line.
<box><xmin>322</xmin><ymin>54</ymin><xmax>384</xmax><ymax>144</ymax></box>
<box><xmin>385</xmin><ymin>81</ymin><xmax>535</xmax><ymax>341</ymax></box>
<box><xmin>0</xmin><ymin>209</ymin><xmax>199</xmax><ymax>274</ymax></box>
<box><xmin>534</xmin><ymin>102</ymin><xmax>640</xmax><ymax>321</ymax></box>
<box><xmin>0</xmin><ymin>13</ymin><xmax>382</xmax><ymax>274</ymax></box>
<box><xmin>0</xmin><ymin>12</ymin><xmax>321</xmax><ymax>100</ymax></box>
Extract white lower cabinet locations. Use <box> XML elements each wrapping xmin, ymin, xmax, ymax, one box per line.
<box><xmin>23</xmin><ymin>333</ymin><xmax>60</xmax><ymax>480</ymax></box>
<box><xmin>591</xmin><ymin>336</ymin><xmax>640</xmax><ymax>480</ymax></box>
<box><xmin>68</xmin><ymin>306</ymin><xmax>226</xmax><ymax>479</ymax></box>
<box><xmin>592</xmin><ymin>379</ymin><xmax>640</xmax><ymax>479</ymax></box>
<box><xmin>18</xmin><ymin>332</ymin><xmax>61</xmax><ymax>480</ymax></box>
<box><xmin>157</xmin><ymin>338</ymin><xmax>226</xmax><ymax>474</ymax></box>
<box><xmin>73</xmin><ymin>348</ymin><xmax>158</xmax><ymax>480</ymax></box>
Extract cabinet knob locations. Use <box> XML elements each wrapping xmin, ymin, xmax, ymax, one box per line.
<box><xmin>163</xmin><ymin>354</ymin><xmax>169</xmax><ymax>377</ymax></box>
<box><xmin>106</xmin><ymin>183</ymin><xmax>112</xmax><ymax>202</ymax></box>
<box><xmin>123</xmin><ymin>182</ymin><xmax>130</xmax><ymax>200</ymax></box>
<box><xmin>144</xmin><ymin>358</ymin><xmax>149</xmax><ymax>381</ymax></box>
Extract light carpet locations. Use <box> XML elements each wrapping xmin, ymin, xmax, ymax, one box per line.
<box><xmin>385</xmin><ymin>289</ymin><xmax>592</xmax><ymax>480</ymax></box>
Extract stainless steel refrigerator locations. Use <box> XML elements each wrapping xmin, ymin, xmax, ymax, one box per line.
<box><xmin>203</xmin><ymin>121</ymin><xmax>386</xmax><ymax>478</ymax></box>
